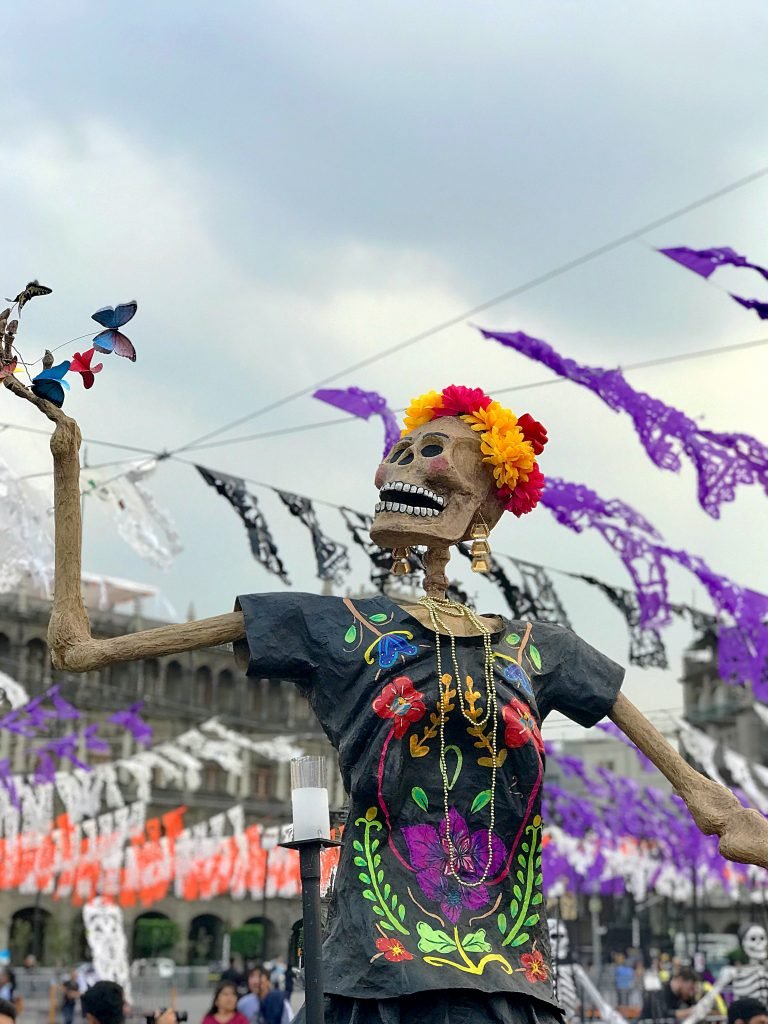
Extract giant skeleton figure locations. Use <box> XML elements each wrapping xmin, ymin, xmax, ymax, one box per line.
<box><xmin>547</xmin><ymin>919</ymin><xmax>626</xmax><ymax>1024</ymax></box>
<box><xmin>687</xmin><ymin>924</ymin><xmax>768</xmax><ymax>1023</ymax></box>
<box><xmin>6</xmin><ymin>373</ymin><xmax>768</xmax><ymax>1024</ymax></box>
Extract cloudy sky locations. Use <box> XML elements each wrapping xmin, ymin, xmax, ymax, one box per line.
<box><xmin>3</xmin><ymin>2</ymin><xmax>768</xmax><ymax>737</ymax></box>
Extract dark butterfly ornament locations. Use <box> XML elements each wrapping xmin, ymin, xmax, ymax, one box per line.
<box><xmin>69</xmin><ymin>347</ymin><xmax>103</xmax><ymax>389</ymax></box>
<box><xmin>31</xmin><ymin>361</ymin><xmax>71</xmax><ymax>407</ymax></box>
<box><xmin>6</xmin><ymin>280</ymin><xmax>53</xmax><ymax>312</ymax></box>
<box><xmin>91</xmin><ymin>300</ymin><xmax>138</xmax><ymax>361</ymax></box>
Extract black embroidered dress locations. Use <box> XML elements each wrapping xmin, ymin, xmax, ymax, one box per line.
<box><xmin>235</xmin><ymin>593</ymin><xmax>623</xmax><ymax>1024</ymax></box>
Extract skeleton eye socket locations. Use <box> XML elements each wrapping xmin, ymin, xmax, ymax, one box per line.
<box><xmin>420</xmin><ymin>442</ymin><xmax>444</xmax><ymax>458</ymax></box>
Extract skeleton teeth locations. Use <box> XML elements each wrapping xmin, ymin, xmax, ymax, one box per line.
<box><xmin>375</xmin><ymin>502</ymin><xmax>382</xmax><ymax>512</ymax></box>
<box><xmin>393</xmin><ymin>481</ymin><xmax>403</xmax><ymax>491</ymax></box>
<box><xmin>384</xmin><ymin>501</ymin><xmax>395</xmax><ymax>511</ymax></box>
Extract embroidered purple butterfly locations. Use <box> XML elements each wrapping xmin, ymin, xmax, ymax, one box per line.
<box><xmin>31</xmin><ymin>360</ymin><xmax>71</xmax><ymax>407</ymax></box>
<box><xmin>92</xmin><ymin>300</ymin><xmax>138</xmax><ymax>361</ymax></box>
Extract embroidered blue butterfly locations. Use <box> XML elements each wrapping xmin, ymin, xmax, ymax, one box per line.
<box><xmin>92</xmin><ymin>301</ymin><xmax>137</xmax><ymax>361</ymax></box>
<box><xmin>31</xmin><ymin>361</ymin><xmax>71</xmax><ymax>407</ymax></box>
<box><xmin>500</xmin><ymin>661</ymin><xmax>534</xmax><ymax>699</ymax></box>
<box><xmin>378</xmin><ymin>633</ymin><xmax>418</xmax><ymax>668</ymax></box>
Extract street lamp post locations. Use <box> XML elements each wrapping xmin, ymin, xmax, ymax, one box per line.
<box><xmin>281</xmin><ymin>756</ymin><xmax>340</xmax><ymax>1024</ymax></box>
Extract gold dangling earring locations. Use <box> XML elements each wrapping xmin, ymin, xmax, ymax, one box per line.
<box><xmin>391</xmin><ymin>548</ymin><xmax>412</xmax><ymax>576</ymax></box>
<box><xmin>469</xmin><ymin>515</ymin><xmax>490</xmax><ymax>573</ymax></box>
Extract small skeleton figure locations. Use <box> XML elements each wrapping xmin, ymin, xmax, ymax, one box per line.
<box><xmin>687</xmin><ymin>923</ymin><xmax>768</xmax><ymax>1023</ymax></box>
<box><xmin>548</xmin><ymin>918</ymin><xmax>626</xmax><ymax>1024</ymax></box>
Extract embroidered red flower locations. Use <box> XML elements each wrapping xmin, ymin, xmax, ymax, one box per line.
<box><xmin>375</xmin><ymin>936</ymin><xmax>414</xmax><ymax>962</ymax></box>
<box><xmin>517</xmin><ymin>413</ymin><xmax>548</xmax><ymax>455</ymax></box>
<box><xmin>372</xmin><ymin>676</ymin><xmax>426</xmax><ymax>738</ymax></box>
<box><xmin>520</xmin><ymin>949</ymin><xmax>548</xmax><ymax>983</ymax></box>
<box><xmin>438</xmin><ymin>384</ymin><xmax>493</xmax><ymax>418</ymax></box>
<box><xmin>503</xmin><ymin>697</ymin><xmax>544</xmax><ymax>753</ymax></box>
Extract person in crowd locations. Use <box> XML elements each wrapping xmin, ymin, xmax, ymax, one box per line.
<box><xmin>62</xmin><ymin>970</ymin><xmax>80</xmax><ymax>1024</ymax></box>
<box><xmin>614</xmin><ymin>953</ymin><xmax>636</xmax><ymax>1005</ymax></box>
<box><xmin>254</xmin><ymin>970</ymin><xmax>292</xmax><ymax>1024</ymax></box>
<box><xmin>201</xmin><ymin>982</ymin><xmax>250</xmax><ymax>1024</ymax></box>
<box><xmin>220</xmin><ymin>960</ymin><xmax>244</xmax><ymax>991</ymax></box>
<box><xmin>0</xmin><ymin>997</ymin><xmax>16</xmax><ymax>1024</ymax></box>
<box><xmin>0</xmin><ymin>969</ymin><xmax>15</xmax><ymax>1003</ymax></box>
<box><xmin>237</xmin><ymin>970</ymin><xmax>263</xmax><ymax>1023</ymax></box>
<box><xmin>640</xmin><ymin>966</ymin><xmax>699</xmax><ymax>1022</ymax></box>
<box><xmin>728</xmin><ymin>998</ymin><xmax>768</xmax><ymax>1024</ymax></box>
<box><xmin>81</xmin><ymin>982</ymin><xmax>125</xmax><ymax>1024</ymax></box>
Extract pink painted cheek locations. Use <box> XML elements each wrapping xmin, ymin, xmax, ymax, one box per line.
<box><xmin>428</xmin><ymin>455</ymin><xmax>450</xmax><ymax>473</ymax></box>
<box><xmin>374</xmin><ymin>465</ymin><xmax>387</xmax><ymax>488</ymax></box>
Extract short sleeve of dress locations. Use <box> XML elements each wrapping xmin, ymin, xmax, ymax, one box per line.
<box><xmin>532</xmin><ymin>624</ymin><xmax>625</xmax><ymax>728</ymax></box>
<box><xmin>234</xmin><ymin>592</ymin><xmax>325</xmax><ymax>689</ymax></box>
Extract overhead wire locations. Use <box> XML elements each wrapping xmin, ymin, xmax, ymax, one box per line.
<box><xmin>169</xmin><ymin>162</ymin><xmax>768</xmax><ymax>455</ymax></box>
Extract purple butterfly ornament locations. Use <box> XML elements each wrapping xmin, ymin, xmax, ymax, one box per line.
<box><xmin>91</xmin><ymin>300</ymin><xmax>137</xmax><ymax>361</ymax></box>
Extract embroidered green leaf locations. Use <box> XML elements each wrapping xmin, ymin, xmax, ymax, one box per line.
<box><xmin>373</xmin><ymin>854</ymin><xmax>382</xmax><ymax>867</ymax></box>
<box><xmin>470</xmin><ymin>790</ymin><xmax>492</xmax><ymax>813</ymax></box>
<box><xmin>354</xmin><ymin>856</ymin><xmax>366</xmax><ymax>867</ymax></box>
<box><xmin>497</xmin><ymin>912</ymin><xmax>507</xmax><ymax>934</ymax></box>
<box><xmin>416</xmin><ymin>921</ymin><xmax>458</xmax><ymax>954</ymax></box>
<box><xmin>529</xmin><ymin>644</ymin><xmax>542</xmax><ymax>670</ymax></box>
<box><xmin>369</xmin><ymin>613</ymin><xmax>389</xmax><ymax>623</ymax></box>
<box><xmin>534</xmin><ymin>873</ymin><xmax>543</xmax><ymax>886</ymax></box>
<box><xmin>371</xmin><ymin>839</ymin><xmax>380</xmax><ymax>852</ymax></box>
<box><xmin>376</xmin><ymin>870</ymin><xmax>384</xmax><ymax>884</ymax></box>
<box><xmin>461</xmin><ymin>929</ymin><xmax>492</xmax><ymax>953</ymax></box>
<box><xmin>444</xmin><ymin>744</ymin><xmax>463</xmax><ymax>789</ymax></box>
<box><xmin>380</xmin><ymin>921</ymin><xmax>394</xmax><ymax>931</ymax></box>
<box><xmin>505</xmin><ymin>633</ymin><xmax>521</xmax><ymax>646</ymax></box>
<box><xmin>391</xmin><ymin>893</ymin><xmax>398</xmax><ymax>907</ymax></box>
<box><xmin>502</xmin><ymin>816</ymin><xmax>543</xmax><ymax>948</ymax></box>
<box><xmin>362</xmin><ymin>889</ymin><xmax>376</xmax><ymax>901</ymax></box>
<box><xmin>356</xmin><ymin>808</ymin><xmax>409</xmax><ymax>935</ymax></box>
<box><xmin>372</xmin><ymin>906</ymin><xmax>384</xmax><ymax>916</ymax></box>
<box><xmin>397</xmin><ymin>903</ymin><xmax>406</xmax><ymax>921</ymax></box>
<box><xmin>359</xmin><ymin>872</ymin><xmax>371</xmax><ymax>884</ymax></box>
<box><xmin>411</xmin><ymin>786</ymin><xmax>429</xmax><ymax>812</ymax></box>
<box><xmin>344</xmin><ymin>624</ymin><xmax>358</xmax><ymax>644</ymax></box>
<box><xmin>353</xmin><ymin>840</ymin><xmax>364</xmax><ymax>853</ymax></box>
<box><xmin>383</xmin><ymin>883</ymin><xmax>391</xmax><ymax>899</ymax></box>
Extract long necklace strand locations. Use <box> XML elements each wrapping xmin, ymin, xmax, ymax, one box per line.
<box><xmin>419</xmin><ymin>595</ymin><xmax>498</xmax><ymax>888</ymax></box>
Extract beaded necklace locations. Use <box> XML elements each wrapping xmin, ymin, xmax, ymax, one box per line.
<box><xmin>418</xmin><ymin>594</ymin><xmax>499</xmax><ymax>888</ymax></box>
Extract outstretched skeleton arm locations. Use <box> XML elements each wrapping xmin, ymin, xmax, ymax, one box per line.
<box><xmin>682</xmin><ymin>966</ymin><xmax>734</xmax><ymax>1024</ymax></box>
<box><xmin>571</xmin><ymin>962</ymin><xmax>628</xmax><ymax>1024</ymax></box>
<box><xmin>9</xmin><ymin>385</ymin><xmax>768</xmax><ymax>868</ymax></box>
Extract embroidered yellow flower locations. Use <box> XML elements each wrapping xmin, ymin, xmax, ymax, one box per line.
<box><xmin>401</xmin><ymin>390</ymin><xmax>444</xmax><ymax>435</ymax></box>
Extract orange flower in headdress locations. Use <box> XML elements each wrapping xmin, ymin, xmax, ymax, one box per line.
<box><xmin>401</xmin><ymin>385</ymin><xmax>548</xmax><ymax>516</ymax></box>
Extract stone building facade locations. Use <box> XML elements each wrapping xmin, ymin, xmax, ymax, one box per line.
<box><xmin>0</xmin><ymin>585</ymin><xmax>344</xmax><ymax>967</ymax></box>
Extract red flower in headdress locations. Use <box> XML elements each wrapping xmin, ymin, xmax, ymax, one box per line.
<box><xmin>439</xmin><ymin>385</ymin><xmax>492</xmax><ymax>418</ymax></box>
<box><xmin>517</xmin><ymin>413</ymin><xmax>548</xmax><ymax>455</ymax></box>
<box><xmin>501</xmin><ymin>463</ymin><xmax>546</xmax><ymax>517</ymax></box>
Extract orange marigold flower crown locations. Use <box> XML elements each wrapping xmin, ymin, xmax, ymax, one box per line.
<box><xmin>401</xmin><ymin>384</ymin><xmax>548</xmax><ymax>516</ymax></box>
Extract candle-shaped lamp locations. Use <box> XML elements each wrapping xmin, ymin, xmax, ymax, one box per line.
<box><xmin>290</xmin><ymin>755</ymin><xmax>331</xmax><ymax>841</ymax></box>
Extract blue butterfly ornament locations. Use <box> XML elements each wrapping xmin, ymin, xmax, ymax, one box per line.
<box><xmin>91</xmin><ymin>300</ymin><xmax>137</xmax><ymax>361</ymax></box>
<box><xmin>31</xmin><ymin>361</ymin><xmax>71</xmax><ymax>407</ymax></box>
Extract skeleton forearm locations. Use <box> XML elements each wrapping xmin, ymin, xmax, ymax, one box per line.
<box><xmin>572</xmin><ymin>964</ymin><xmax>627</xmax><ymax>1024</ymax></box>
<box><xmin>609</xmin><ymin>693</ymin><xmax>768</xmax><ymax>868</ymax></box>
<box><xmin>685</xmin><ymin>969</ymin><xmax>732</xmax><ymax>1024</ymax></box>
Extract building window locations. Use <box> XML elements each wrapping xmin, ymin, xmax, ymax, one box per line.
<box><xmin>218</xmin><ymin>669</ymin><xmax>236</xmax><ymax>712</ymax></box>
<box><xmin>203</xmin><ymin>765</ymin><xmax>226</xmax><ymax>791</ymax></box>
<box><xmin>166</xmin><ymin>661</ymin><xmax>184</xmax><ymax>702</ymax></box>
<box><xmin>196</xmin><ymin>666</ymin><xmax>213</xmax><ymax>707</ymax></box>
<box><xmin>251</xmin><ymin>764</ymin><xmax>274</xmax><ymax>799</ymax></box>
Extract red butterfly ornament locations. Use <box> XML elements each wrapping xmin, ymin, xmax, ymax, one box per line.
<box><xmin>69</xmin><ymin>348</ymin><xmax>104</xmax><ymax>389</ymax></box>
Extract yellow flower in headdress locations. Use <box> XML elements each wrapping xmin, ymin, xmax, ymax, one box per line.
<box><xmin>402</xmin><ymin>390</ymin><xmax>444</xmax><ymax>435</ymax></box>
<box><xmin>462</xmin><ymin>402</ymin><xmax>535</xmax><ymax>490</ymax></box>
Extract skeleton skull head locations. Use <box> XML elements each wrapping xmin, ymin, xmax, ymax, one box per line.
<box><xmin>548</xmin><ymin>917</ymin><xmax>570</xmax><ymax>962</ymax></box>
<box><xmin>739</xmin><ymin>923</ymin><xmax>768</xmax><ymax>963</ymax></box>
<box><xmin>370</xmin><ymin>416</ymin><xmax>505</xmax><ymax>549</ymax></box>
